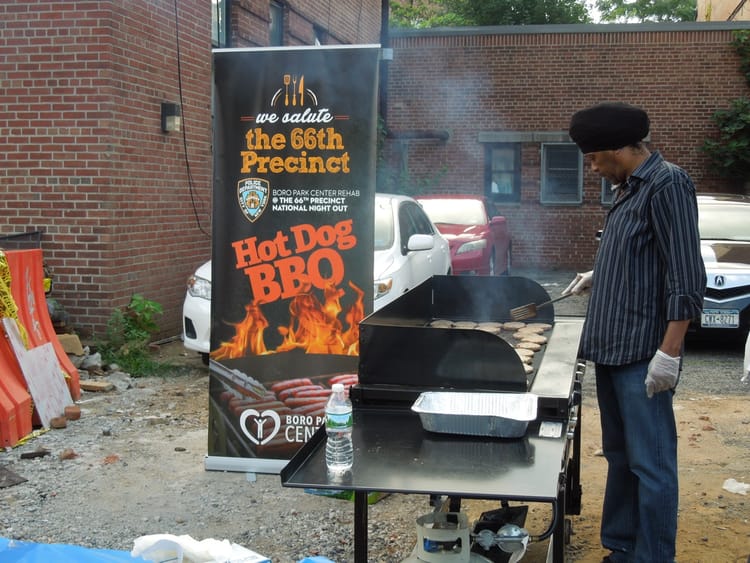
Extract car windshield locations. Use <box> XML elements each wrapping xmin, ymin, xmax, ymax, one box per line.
<box><xmin>418</xmin><ymin>198</ymin><xmax>486</xmax><ymax>226</ymax></box>
<box><xmin>374</xmin><ymin>200</ymin><xmax>394</xmax><ymax>250</ymax></box>
<box><xmin>698</xmin><ymin>202</ymin><xmax>750</xmax><ymax>241</ymax></box>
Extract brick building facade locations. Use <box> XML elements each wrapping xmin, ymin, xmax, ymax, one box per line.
<box><xmin>382</xmin><ymin>23</ymin><xmax>750</xmax><ymax>270</ymax></box>
<box><xmin>1</xmin><ymin>3</ymin><xmax>748</xmax><ymax>338</ymax></box>
<box><xmin>0</xmin><ymin>0</ymin><xmax>382</xmax><ymax>338</ymax></box>
<box><xmin>229</xmin><ymin>1</ymin><xmax>382</xmax><ymax>47</ymax></box>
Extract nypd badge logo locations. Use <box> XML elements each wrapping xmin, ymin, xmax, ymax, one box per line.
<box><xmin>237</xmin><ymin>178</ymin><xmax>269</xmax><ymax>222</ymax></box>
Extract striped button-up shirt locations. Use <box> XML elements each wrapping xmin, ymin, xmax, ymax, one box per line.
<box><xmin>580</xmin><ymin>151</ymin><xmax>706</xmax><ymax>365</ymax></box>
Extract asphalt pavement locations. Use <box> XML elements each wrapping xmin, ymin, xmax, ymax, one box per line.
<box><xmin>513</xmin><ymin>268</ymin><xmax>748</xmax><ymax>398</ymax></box>
<box><xmin>512</xmin><ymin>268</ymin><xmax>586</xmax><ymax>317</ymax></box>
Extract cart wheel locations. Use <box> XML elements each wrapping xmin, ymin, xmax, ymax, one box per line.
<box><xmin>564</xmin><ymin>518</ymin><xmax>573</xmax><ymax>545</ymax></box>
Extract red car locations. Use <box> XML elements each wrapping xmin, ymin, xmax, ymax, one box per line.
<box><xmin>415</xmin><ymin>195</ymin><xmax>511</xmax><ymax>276</ymax></box>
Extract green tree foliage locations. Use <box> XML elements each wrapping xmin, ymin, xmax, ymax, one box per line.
<box><xmin>442</xmin><ymin>0</ymin><xmax>590</xmax><ymax>24</ymax></box>
<box><xmin>702</xmin><ymin>30</ymin><xmax>750</xmax><ymax>179</ymax></box>
<box><xmin>702</xmin><ymin>98</ymin><xmax>750</xmax><ymax>178</ymax></box>
<box><xmin>595</xmin><ymin>0</ymin><xmax>697</xmax><ymax>22</ymax></box>
<box><xmin>390</xmin><ymin>0</ymin><xmax>590</xmax><ymax>27</ymax></box>
<box><xmin>734</xmin><ymin>29</ymin><xmax>750</xmax><ymax>84</ymax></box>
<box><xmin>390</xmin><ymin>0</ymin><xmax>453</xmax><ymax>27</ymax></box>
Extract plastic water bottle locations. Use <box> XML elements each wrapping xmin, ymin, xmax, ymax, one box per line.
<box><xmin>325</xmin><ymin>382</ymin><xmax>353</xmax><ymax>473</ymax></box>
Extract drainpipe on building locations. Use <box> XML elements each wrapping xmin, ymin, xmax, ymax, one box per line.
<box><xmin>377</xmin><ymin>0</ymin><xmax>449</xmax><ymax>186</ymax></box>
<box><xmin>377</xmin><ymin>2</ymin><xmax>449</xmax><ymax>142</ymax></box>
<box><xmin>379</xmin><ymin>0</ymin><xmax>390</xmax><ymax>122</ymax></box>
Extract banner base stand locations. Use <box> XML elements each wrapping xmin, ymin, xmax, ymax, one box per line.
<box><xmin>204</xmin><ymin>455</ymin><xmax>287</xmax><ymax>476</ymax></box>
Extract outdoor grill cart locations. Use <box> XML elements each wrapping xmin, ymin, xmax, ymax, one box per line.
<box><xmin>281</xmin><ymin>275</ymin><xmax>586</xmax><ymax>562</ymax></box>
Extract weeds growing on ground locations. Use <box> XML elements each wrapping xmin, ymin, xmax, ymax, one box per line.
<box><xmin>98</xmin><ymin>294</ymin><xmax>174</xmax><ymax>377</ymax></box>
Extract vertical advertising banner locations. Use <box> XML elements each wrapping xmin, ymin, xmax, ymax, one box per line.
<box><xmin>208</xmin><ymin>46</ymin><xmax>379</xmax><ymax>473</ymax></box>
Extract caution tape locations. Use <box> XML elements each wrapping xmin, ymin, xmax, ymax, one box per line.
<box><xmin>1</xmin><ymin>250</ymin><xmax>35</xmax><ymax>421</ymax></box>
<box><xmin>11</xmin><ymin>427</ymin><xmax>49</xmax><ymax>447</ymax></box>
<box><xmin>0</xmin><ymin>251</ymin><xmax>29</xmax><ymax>346</ymax></box>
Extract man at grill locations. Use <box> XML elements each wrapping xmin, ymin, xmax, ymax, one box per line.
<box><xmin>564</xmin><ymin>102</ymin><xmax>706</xmax><ymax>563</ymax></box>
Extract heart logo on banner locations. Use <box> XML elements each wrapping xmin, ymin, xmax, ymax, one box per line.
<box><xmin>239</xmin><ymin>409</ymin><xmax>282</xmax><ymax>445</ymax></box>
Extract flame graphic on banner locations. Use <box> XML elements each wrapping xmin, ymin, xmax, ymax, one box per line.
<box><xmin>212</xmin><ymin>280</ymin><xmax>364</xmax><ymax>359</ymax></box>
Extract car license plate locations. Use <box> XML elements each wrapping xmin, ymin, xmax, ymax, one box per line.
<box><xmin>701</xmin><ymin>309</ymin><xmax>740</xmax><ymax>328</ymax></box>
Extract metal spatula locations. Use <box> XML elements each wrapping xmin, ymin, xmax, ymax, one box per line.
<box><xmin>509</xmin><ymin>293</ymin><xmax>573</xmax><ymax>321</ymax></box>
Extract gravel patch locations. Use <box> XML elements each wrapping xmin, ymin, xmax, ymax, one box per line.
<box><xmin>1</xmin><ymin>270</ymin><xmax>747</xmax><ymax>562</ymax></box>
<box><xmin>0</xmin><ymin>369</ymin><xmax>430</xmax><ymax>562</ymax></box>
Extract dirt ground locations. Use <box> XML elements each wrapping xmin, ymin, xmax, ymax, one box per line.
<box><xmin>148</xmin><ymin>342</ymin><xmax>750</xmax><ymax>563</ymax></box>
<box><xmin>462</xmin><ymin>392</ymin><xmax>750</xmax><ymax>563</ymax></box>
<box><xmin>6</xmin><ymin>338</ymin><xmax>746</xmax><ymax>562</ymax></box>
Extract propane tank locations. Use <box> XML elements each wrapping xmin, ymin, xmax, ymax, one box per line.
<box><xmin>400</xmin><ymin>512</ymin><xmax>494</xmax><ymax>563</ymax></box>
<box><xmin>401</xmin><ymin>551</ymin><xmax>493</xmax><ymax>563</ymax></box>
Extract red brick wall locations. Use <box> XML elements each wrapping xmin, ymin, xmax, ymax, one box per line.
<box><xmin>231</xmin><ymin>0</ymin><xmax>382</xmax><ymax>47</ymax></box>
<box><xmin>7</xmin><ymin>5</ymin><xmax>737</xmax><ymax>338</ymax></box>
<box><xmin>0</xmin><ymin>0</ymin><xmax>381</xmax><ymax>339</ymax></box>
<box><xmin>231</xmin><ymin>0</ymin><xmax>272</xmax><ymax>46</ymax></box>
<box><xmin>385</xmin><ymin>25</ymin><xmax>749</xmax><ymax>270</ymax></box>
<box><xmin>0</xmin><ymin>0</ymin><xmax>213</xmax><ymax>338</ymax></box>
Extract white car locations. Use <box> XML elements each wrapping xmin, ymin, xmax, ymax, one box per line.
<box><xmin>182</xmin><ymin>260</ymin><xmax>212</xmax><ymax>363</ymax></box>
<box><xmin>182</xmin><ymin>193</ymin><xmax>451</xmax><ymax>363</ymax></box>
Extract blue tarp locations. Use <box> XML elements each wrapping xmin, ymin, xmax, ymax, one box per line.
<box><xmin>0</xmin><ymin>538</ymin><xmax>339</xmax><ymax>562</ymax></box>
<box><xmin>0</xmin><ymin>538</ymin><xmax>148</xmax><ymax>562</ymax></box>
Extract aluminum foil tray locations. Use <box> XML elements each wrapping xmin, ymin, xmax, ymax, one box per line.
<box><xmin>411</xmin><ymin>391</ymin><xmax>538</xmax><ymax>439</ymax></box>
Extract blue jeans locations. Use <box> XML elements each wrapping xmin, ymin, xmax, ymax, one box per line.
<box><xmin>595</xmin><ymin>360</ymin><xmax>677</xmax><ymax>563</ymax></box>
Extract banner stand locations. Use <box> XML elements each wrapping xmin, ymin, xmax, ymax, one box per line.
<box><xmin>203</xmin><ymin>455</ymin><xmax>286</xmax><ymax>478</ymax></box>
<box><xmin>207</xmin><ymin>45</ymin><xmax>380</xmax><ymax>474</ymax></box>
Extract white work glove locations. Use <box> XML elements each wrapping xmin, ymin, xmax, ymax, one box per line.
<box><xmin>645</xmin><ymin>350</ymin><xmax>680</xmax><ymax>398</ymax></box>
<box><xmin>743</xmin><ymin>332</ymin><xmax>749</xmax><ymax>383</ymax></box>
<box><xmin>562</xmin><ymin>270</ymin><xmax>593</xmax><ymax>296</ymax></box>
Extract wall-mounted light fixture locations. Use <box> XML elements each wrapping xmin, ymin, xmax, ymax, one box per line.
<box><xmin>161</xmin><ymin>102</ymin><xmax>181</xmax><ymax>133</ymax></box>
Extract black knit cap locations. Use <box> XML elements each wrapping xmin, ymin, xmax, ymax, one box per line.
<box><xmin>569</xmin><ymin>102</ymin><xmax>649</xmax><ymax>154</ymax></box>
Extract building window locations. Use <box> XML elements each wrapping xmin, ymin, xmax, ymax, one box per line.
<box><xmin>313</xmin><ymin>24</ymin><xmax>326</xmax><ymax>45</ymax></box>
<box><xmin>270</xmin><ymin>1</ymin><xmax>283</xmax><ymax>46</ymax></box>
<box><xmin>601</xmin><ymin>178</ymin><xmax>615</xmax><ymax>205</ymax></box>
<box><xmin>211</xmin><ymin>0</ymin><xmax>228</xmax><ymax>48</ymax></box>
<box><xmin>485</xmin><ymin>143</ymin><xmax>521</xmax><ymax>204</ymax></box>
<box><xmin>541</xmin><ymin>143</ymin><xmax>582</xmax><ymax>204</ymax></box>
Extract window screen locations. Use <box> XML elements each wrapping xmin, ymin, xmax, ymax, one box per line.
<box><xmin>486</xmin><ymin>144</ymin><xmax>521</xmax><ymax>204</ymax></box>
<box><xmin>211</xmin><ymin>0</ymin><xmax>228</xmax><ymax>47</ymax></box>
<box><xmin>601</xmin><ymin>178</ymin><xmax>615</xmax><ymax>205</ymax></box>
<box><xmin>270</xmin><ymin>2</ymin><xmax>283</xmax><ymax>46</ymax></box>
<box><xmin>541</xmin><ymin>144</ymin><xmax>582</xmax><ymax>204</ymax></box>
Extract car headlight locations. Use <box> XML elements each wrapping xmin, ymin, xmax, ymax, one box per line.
<box><xmin>456</xmin><ymin>239</ymin><xmax>487</xmax><ymax>255</ymax></box>
<box><xmin>374</xmin><ymin>278</ymin><xmax>393</xmax><ymax>299</ymax></box>
<box><xmin>187</xmin><ymin>275</ymin><xmax>211</xmax><ymax>300</ymax></box>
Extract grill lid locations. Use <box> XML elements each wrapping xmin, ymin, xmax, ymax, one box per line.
<box><xmin>359</xmin><ymin>276</ymin><xmax>558</xmax><ymax>393</ymax></box>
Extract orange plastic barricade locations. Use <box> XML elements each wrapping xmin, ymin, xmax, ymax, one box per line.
<box><xmin>0</xmin><ymin>386</ymin><xmax>19</xmax><ymax>447</ymax></box>
<box><xmin>0</xmin><ymin>324</ymin><xmax>33</xmax><ymax>446</ymax></box>
<box><xmin>0</xmin><ymin>251</ymin><xmax>33</xmax><ymax>445</ymax></box>
<box><xmin>3</xmin><ymin>249</ymin><xmax>80</xmax><ymax>400</ymax></box>
<box><xmin>4</xmin><ymin>317</ymin><xmax>73</xmax><ymax>429</ymax></box>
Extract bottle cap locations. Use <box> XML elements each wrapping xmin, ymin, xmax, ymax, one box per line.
<box><xmin>332</xmin><ymin>382</ymin><xmax>344</xmax><ymax>393</ymax></box>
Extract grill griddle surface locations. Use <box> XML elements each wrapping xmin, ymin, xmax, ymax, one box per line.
<box><xmin>281</xmin><ymin>406</ymin><xmax>569</xmax><ymax>501</ymax></box>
